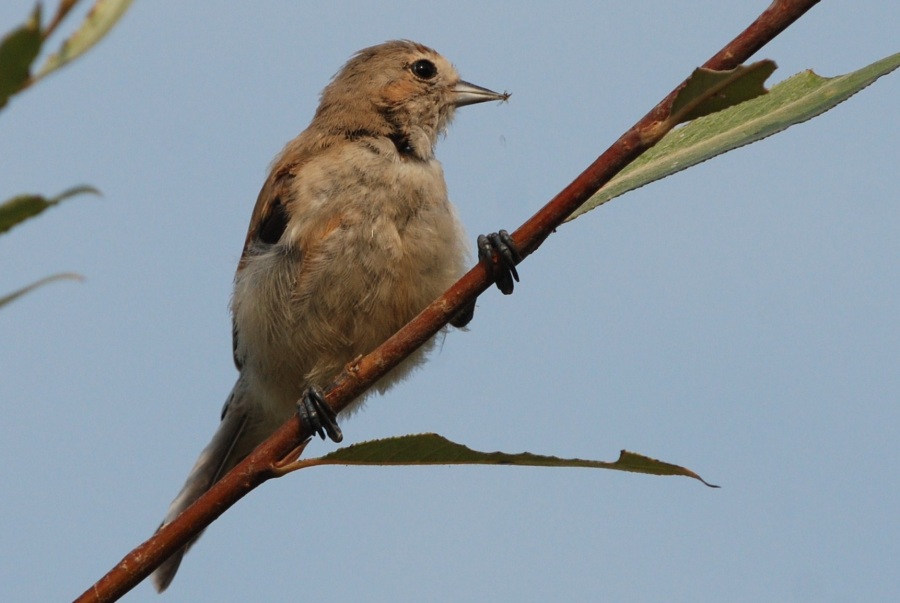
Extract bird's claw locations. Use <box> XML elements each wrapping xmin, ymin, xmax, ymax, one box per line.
<box><xmin>477</xmin><ymin>230</ymin><xmax>521</xmax><ymax>295</ymax></box>
<box><xmin>297</xmin><ymin>387</ymin><xmax>343</xmax><ymax>442</ymax></box>
<box><xmin>450</xmin><ymin>299</ymin><xmax>476</xmax><ymax>328</ymax></box>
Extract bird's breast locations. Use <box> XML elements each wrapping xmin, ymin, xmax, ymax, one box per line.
<box><xmin>232</xmin><ymin>142</ymin><xmax>468</xmax><ymax>417</ymax></box>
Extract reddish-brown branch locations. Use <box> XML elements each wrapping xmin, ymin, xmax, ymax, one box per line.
<box><xmin>74</xmin><ymin>1</ymin><xmax>821</xmax><ymax>601</ymax></box>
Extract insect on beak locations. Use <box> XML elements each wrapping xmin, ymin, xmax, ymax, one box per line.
<box><xmin>453</xmin><ymin>80</ymin><xmax>510</xmax><ymax>107</ymax></box>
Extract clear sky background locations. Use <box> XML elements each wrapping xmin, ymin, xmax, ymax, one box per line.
<box><xmin>2</xmin><ymin>2</ymin><xmax>898</xmax><ymax>602</ymax></box>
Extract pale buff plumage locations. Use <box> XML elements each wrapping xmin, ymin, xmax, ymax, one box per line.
<box><xmin>152</xmin><ymin>40</ymin><xmax>507</xmax><ymax>592</ymax></box>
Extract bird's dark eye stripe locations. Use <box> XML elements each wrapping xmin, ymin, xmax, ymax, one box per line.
<box><xmin>411</xmin><ymin>59</ymin><xmax>437</xmax><ymax>79</ymax></box>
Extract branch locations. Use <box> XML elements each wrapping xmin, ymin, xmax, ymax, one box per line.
<box><xmin>42</xmin><ymin>0</ymin><xmax>80</xmax><ymax>42</ymax></box>
<box><xmin>74</xmin><ymin>1</ymin><xmax>821</xmax><ymax>601</ymax></box>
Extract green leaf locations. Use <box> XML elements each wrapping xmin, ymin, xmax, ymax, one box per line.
<box><xmin>309</xmin><ymin>433</ymin><xmax>717</xmax><ymax>486</ymax></box>
<box><xmin>0</xmin><ymin>272</ymin><xmax>83</xmax><ymax>309</ymax></box>
<box><xmin>35</xmin><ymin>0</ymin><xmax>133</xmax><ymax>80</ymax></box>
<box><xmin>670</xmin><ymin>60</ymin><xmax>777</xmax><ymax>124</ymax></box>
<box><xmin>0</xmin><ymin>185</ymin><xmax>99</xmax><ymax>235</ymax></box>
<box><xmin>0</xmin><ymin>5</ymin><xmax>42</xmax><ymax>109</ymax></box>
<box><xmin>569</xmin><ymin>52</ymin><xmax>900</xmax><ymax>222</ymax></box>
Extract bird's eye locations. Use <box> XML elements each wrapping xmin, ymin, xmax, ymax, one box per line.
<box><xmin>411</xmin><ymin>59</ymin><xmax>437</xmax><ymax>80</ymax></box>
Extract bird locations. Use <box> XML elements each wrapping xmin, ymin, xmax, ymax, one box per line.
<box><xmin>151</xmin><ymin>40</ymin><xmax>516</xmax><ymax>592</ymax></box>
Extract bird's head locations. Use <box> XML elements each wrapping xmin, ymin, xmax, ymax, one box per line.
<box><xmin>314</xmin><ymin>40</ymin><xmax>508</xmax><ymax>153</ymax></box>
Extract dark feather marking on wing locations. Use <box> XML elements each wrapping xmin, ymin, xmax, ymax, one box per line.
<box><xmin>232</xmin><ymin>320</ymin><xmax>242</xmax><ymax>371</ymax></box>
<box><xmin>257</xmin><ymin>197</ymin><xmax>288</xmax><ymax>245</ymax></box>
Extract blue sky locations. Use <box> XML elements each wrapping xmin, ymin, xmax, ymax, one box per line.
<box><xmin>2</xmin><ymin>2</ymin><xmax>898</xmax><ymax>602</ymax></box>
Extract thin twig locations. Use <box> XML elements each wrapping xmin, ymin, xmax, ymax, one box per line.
<box><xmin>42</xmin><ymin>0</ymin><xmax>80</xmax><ymax>41</ymax></box>
<box><xmin>73</xmin><ymin>2</ymin><xmax>821</xmax><ymax>601</ymax></box>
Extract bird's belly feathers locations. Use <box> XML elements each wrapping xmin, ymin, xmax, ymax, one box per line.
<box><xmin>232</xmin><ymin>163</ymin><xmax>468</xmax><ymax>421</ymax></box>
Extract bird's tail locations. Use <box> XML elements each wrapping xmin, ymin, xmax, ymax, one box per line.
<box><xmin>151</xmin><ymin>392</ymin><xmax>252</xmax><ymax>592</ymax></box>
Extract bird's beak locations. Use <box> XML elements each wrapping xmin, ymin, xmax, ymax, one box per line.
<box><xmin>453</xmin><ymin>80</ymin><xmax>510</xmax><ymax>107</ymax></box>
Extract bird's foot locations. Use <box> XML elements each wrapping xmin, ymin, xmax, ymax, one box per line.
<box><xmin>478</xmin><ymin>229</ymin><xmax>521</xmax><ymax>295</ymax></box>
<box><xmin>297</xmin><ymin>387</ymin><xmax>343</xmax><ymax>442</ymax></box>
<box><xmin>450</xmin><ymin>299</ymin><xmax>476</xmax><ymax>328</ymax></box>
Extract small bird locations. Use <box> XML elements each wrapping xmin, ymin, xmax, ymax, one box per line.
<box><xmin>151</xmin><ymin>40</ymin><xmax>516</xmax><ymax>592</ymax></box>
